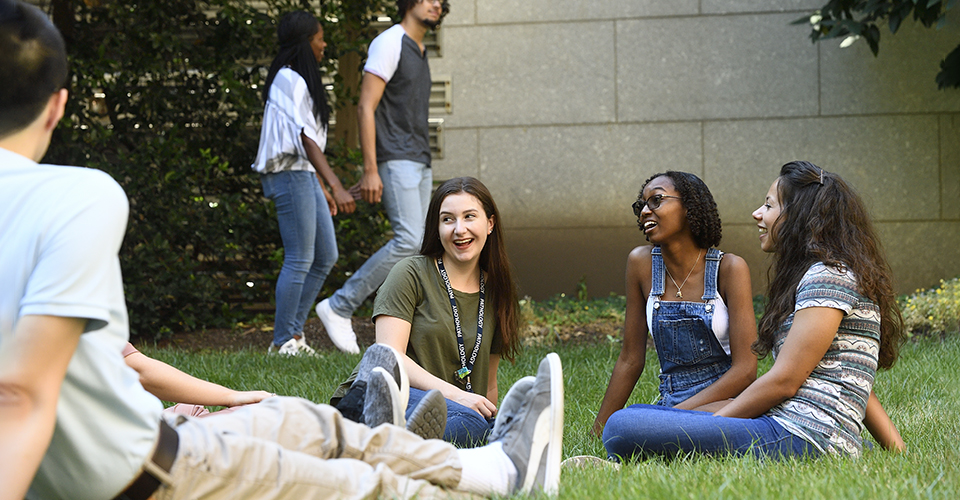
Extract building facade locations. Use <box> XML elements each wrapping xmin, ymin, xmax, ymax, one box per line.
<box><xmin>428</xmin><ymin>1</ymin><xmax>960</xmax><ymax>299</ymax></box>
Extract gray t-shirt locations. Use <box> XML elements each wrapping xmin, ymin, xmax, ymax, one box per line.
<box><xmin>363</xmin><ymin>24</ymin><xmax>432</xmax><ymax>166</ymax></box>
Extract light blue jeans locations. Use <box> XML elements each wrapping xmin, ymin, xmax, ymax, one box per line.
<box><xmin>329</xmin><ymin>160</ymin><xmax>432</xmax><ymax>316</ymax></box>
<box><xmin>261</xmin><ymin>171</ymin><xmax>338</xmax><ymax>346</ymax></box>
<box><xmin>406</xmin><ymin>388</ymin><xmax>493</xmax><ymax>448</ymax></box>
<box><xmin>602</xmin><ymin>404</ymin><xmax>821</xmax><ymax>461</ymax></box>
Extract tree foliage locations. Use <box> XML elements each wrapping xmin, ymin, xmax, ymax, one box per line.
<box><xmin>43</xmin><ymin>0</ymin><xmax>394</xmax><ymax>338</ymax></box>
<box><xmin>797</xmin><ymin>0</ymin><xmax>959</xmax><ymax>89</ymax></box>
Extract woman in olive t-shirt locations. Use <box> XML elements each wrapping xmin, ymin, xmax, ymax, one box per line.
<box><xmin>374</xmin><ymin>177</ymin><xmax>522</xmax><ymax>447</ymax></box>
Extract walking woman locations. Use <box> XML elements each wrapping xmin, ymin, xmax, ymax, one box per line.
<box><xmin>592</xmin><ymin>171</ymin><xmax>757</xmax><ymax>438</ymax></box>
<box><xmin>334</xmin><ymin>177</ymin><xmax>522</xmax><ymax>447</ymax></box>
<box><xmin>601</xmin><ymin>161</ymin><xmax>906</xmax><ymax>460</ymax></box>
<box><xmin>252</xmin><ymin>11</ymin><xmax>359</xmax><ymax>355</ymax></box>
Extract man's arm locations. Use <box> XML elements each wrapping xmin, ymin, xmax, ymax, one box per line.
<box><xmin>124</xmin><ymin>351</ymin><xmax>273</xmax><ymax>408</ymax></box>
<box><xmin>0</xmin><ymin>315</ymin><xmax>84</xmax><ymax>500</ymax></box>
<box><xmin>355</xmin><ymin>72</ymin><xmax>387</xmax><ymax>204</ymax></box>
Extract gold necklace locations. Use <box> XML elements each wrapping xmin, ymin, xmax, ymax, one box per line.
<box><xmin>664</xmin><ymin>249</ymin><xmax>702</xmax><ymax>299</ymax></box>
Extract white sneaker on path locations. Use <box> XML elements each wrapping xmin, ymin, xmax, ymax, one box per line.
<box><xmin>316</xmin><ymin>298</ymin><xmax>360</xmax><ymax>354</ymax></box>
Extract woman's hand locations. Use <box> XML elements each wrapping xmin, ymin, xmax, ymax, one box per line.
<box><xmin>322</xmin><ymin>186</ymin><xmax>338</xmax><ymax>216</ymax></box>
<box><xmin>332</xmin><ymin>185</ymin><xmax>356</xmax><ymax>214</ymax></box>
<box><xmin>227</xmin><ymin>390</ymin><xmax>275</xmax><ymax>408</ymax></box>
<box><xmin>450</xmin><ymin>390</ymin><xmax>498</xmax><ymax>419</ymax></box>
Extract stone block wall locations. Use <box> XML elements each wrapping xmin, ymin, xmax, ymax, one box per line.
<box><xmin>430</xmin><ymin>1</ymin><xmax>960</xmax><ymax>298</ymax></box>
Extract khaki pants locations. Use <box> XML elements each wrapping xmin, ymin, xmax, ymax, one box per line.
<box><xmin>155</xmin><ymin>396</ymin><xmax>469</xmax><ymax>499</ymax></box>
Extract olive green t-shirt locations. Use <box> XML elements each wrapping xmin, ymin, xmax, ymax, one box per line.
<box><xmin>332</xmin><ymin>255</ymin><xmax>501</xmax><ymax>400</ymax></box>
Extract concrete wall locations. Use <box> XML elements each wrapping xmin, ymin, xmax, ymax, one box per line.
<box><xmin>430</xmin><ymin>1</ymin><xmax>960</xmax><ymax>299</ymax></box>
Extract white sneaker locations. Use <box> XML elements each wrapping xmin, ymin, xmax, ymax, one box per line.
<box><xmin>295</xmin><ymin>333</ymin><xmax>317</xmax><ymax>355</ymax></box>
<box><xmin>316</xmin><ymin>298</ymin><xmax>360</xmax><ymax>354</ymax></box>
<box><xmin>268</xmin><ymin>337</ymin><xmax>317</xmax><ymax>357</ymax></box>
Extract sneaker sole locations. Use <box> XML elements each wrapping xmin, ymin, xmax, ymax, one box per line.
<box><xmin>560</xmin><ymin>455</ymin><xmax>620</xmax><ymax>471</ymax></box>
<box><xmin>371</xmin><ymin>367</ymin><xmax>405</xmax><ymax>427</ymax></box>
<box><xmin>520</xmin><ymin>353</ymin><xmax>563</xmax><ymax>495</ymax></box>
<box><xmin>406</xmin><ymin>389</ymin><xmax>447</xmax><ymax>440</ymax></box>
<box><xmin>357</xmin><ymin>344</ymin><xmax>410</xmax><ymax>411</ymax></box>
<box><xmin>490</xmin><ymin>376</ymin><xmax>535</xmax><ymax>440</ymax></box>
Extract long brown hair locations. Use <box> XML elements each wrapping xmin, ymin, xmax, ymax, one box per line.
<box><xmin>420</xmin><ymin>177</ymin><xmax>521</xmax><ymax>361</ymax></box>
<box><xmin>755</xmin><ymin>161</ymin><xmax>905</xmax><ymax>369</ymax></box>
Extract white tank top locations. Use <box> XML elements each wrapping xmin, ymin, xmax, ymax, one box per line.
<box><xmin>646</xmin><ymin>294</ymin><xmax>731</xmax><ymax>355</ymax></box>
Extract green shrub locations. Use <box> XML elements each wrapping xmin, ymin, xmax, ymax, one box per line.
<box><xmin>900</xmin><ymin>278</ymin><xmax>960</xmax><ymax>338</ymax></box>
<box><xmin>43</xmin><ymin>0</ymin><xmax>392</xmax><ymax>338</ymax></box>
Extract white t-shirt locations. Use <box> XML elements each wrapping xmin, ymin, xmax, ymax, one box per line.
<box><xmin>363</xmin><ymin>24</ymin><xmax>406</xmax><ymax>83</ymax></box>
<box><xmin>0</xmin><ymin>148</ymin><xmax>163</xmax><ymax>500</ymax></box>
<box><xmin>251</xmin><ymin>67</ymin><xmax>326</xmax><ymax>174</ymax></box>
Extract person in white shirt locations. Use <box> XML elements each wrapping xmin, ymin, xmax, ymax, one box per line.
<box><xmin>251</xmin><ymin>11</ymin><xmax>357</xmax><ymax>355</ymax></box>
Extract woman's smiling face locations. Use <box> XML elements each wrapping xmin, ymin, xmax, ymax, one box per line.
<box><xmin>752</xmin><ymin>178</ymin><xmax>782</xmax><ymax>253</ymax></box>
<box><xmin>637</xmin><ymin>175</ymin><xmax>686</xmax><ymax>244</ymax></box>
<box><xmin>438</xmin><ymin>192</ymin><xmax>494</xmax><ymax>267</ymax></box>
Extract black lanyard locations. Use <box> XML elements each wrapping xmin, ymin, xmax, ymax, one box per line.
<box><xmin>436</xmin><ymin>257</ymin><xmax>484</xmax><ymax>393</ymax></box>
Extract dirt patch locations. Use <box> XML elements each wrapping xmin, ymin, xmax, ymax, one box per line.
<box><xmin>153</xmin><ymin>317</ymin><xmax>378</xmax><ymax>353</ymax></box>
<box><xmin>151</xmin><ymin>318</ymin><xmax>626</xmax><ymax>352</ymax></box>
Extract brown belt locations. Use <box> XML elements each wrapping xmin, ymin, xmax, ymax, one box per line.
<box><xmin>114</xmin><ymin>419</ymin><xmax>179</xmax><ymax>500</ymax></box>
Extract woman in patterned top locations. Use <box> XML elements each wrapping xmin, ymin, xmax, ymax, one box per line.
<box><xmin>602</xmin><ymin>160</ymin><xmax>906</xmax><ymax>460</ymax></box>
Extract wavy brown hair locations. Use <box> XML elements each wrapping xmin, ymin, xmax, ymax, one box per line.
<box><xmin>755</xmin><ymin>161</ymin><xmax>905</xmax><ymax>369</ymax></box>
<box><xmin>639</xmin><ymin>171</ymin><xmax>722</xmax><ymax>249</ymax></box>
<box><xmin>420</xmin><ymin>177</ymin><xmax>521</xmax><ymax>361</ymax></box>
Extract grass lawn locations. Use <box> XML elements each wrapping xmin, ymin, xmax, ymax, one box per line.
<box><xmin>142</xmin><ymin>335</ymin><xmax>960</xmax><ymax>499</ymax></box>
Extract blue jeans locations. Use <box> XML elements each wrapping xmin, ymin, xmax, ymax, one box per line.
<box><xmin>407</xmin><ymin>388</ymin><xmax>493</xmax><ymax>448</ymax></box>
<box><xmin>261</xmin><ymin>171</ymin><xmax>338</xmax><ymax>346</ymax></box>
<box><xmin>329</xmin><ymin>160</ymin><xmax>431</xmax><ymax>316</ymax></box>
<box><xmin>656</xmin><ymin>362</ymin><xmax>731</xmax><ymax>408</ymax></box>
<box><xmin>602</xmin><ymin>404</ymin><xmax>821</xmax><ymax>461</ymax></box>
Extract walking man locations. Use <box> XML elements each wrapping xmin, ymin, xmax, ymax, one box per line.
<box><xmin>316</xmin><ymin>0</ymin><xmax>446</xmax><ymax>351</ymax></box>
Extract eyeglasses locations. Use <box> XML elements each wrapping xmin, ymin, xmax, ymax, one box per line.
<box><xmin>632</xmin><ymin>194</ymin><xmax>680</xmax><ymax>216</ymax></box>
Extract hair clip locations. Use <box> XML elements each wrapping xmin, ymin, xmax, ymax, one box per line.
<box><xmin>819</xmin><ymin>168</ymin><xmax>824</xmax><ymax>185</ymax></box>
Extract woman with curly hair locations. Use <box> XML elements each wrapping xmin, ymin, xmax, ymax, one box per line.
<box><xmin>600</xmin><ymin>161</ymin><xmax>905</xmax><ymax>461</ymax></box>
<box><xmin>592</xmin><ymin>171</ymin><xmax>758</xmax><ymax>439</ymax></box>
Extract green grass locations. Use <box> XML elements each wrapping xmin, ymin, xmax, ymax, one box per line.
<box><xmin>141</xmin><ymin>335</ymin><xmax>960</xmax><ymax>499</ymax></box>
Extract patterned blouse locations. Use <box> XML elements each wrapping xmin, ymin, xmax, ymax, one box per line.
<box><xmin>766</xmin><ymin>263</ymin><xmax>880</xmax><ymax>457</ymax></box>
<box><xmin>250</xmin><ymin>67</ymin><xmax>326</xmax><ymax>174</ymax></box>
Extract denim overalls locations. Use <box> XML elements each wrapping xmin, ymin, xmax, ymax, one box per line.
<box><xmin>649</xmin><ymin>246</ymin><xmax>731</xmax><ymax>407</ymax></box>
